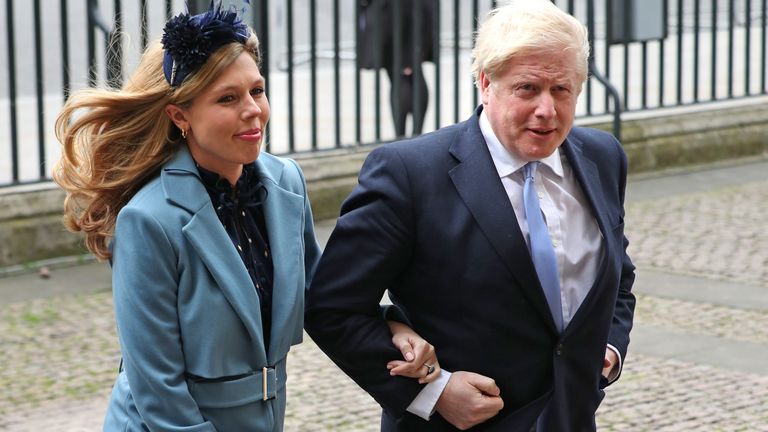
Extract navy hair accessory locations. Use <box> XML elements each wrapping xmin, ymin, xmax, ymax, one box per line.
<box><xmin>161</xmin><ymin>1</ymin><xmax>250</xmax><ymax>87</ymax></box>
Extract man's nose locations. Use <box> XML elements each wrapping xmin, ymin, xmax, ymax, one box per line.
<box><xmin>534</xmin><ymin>92</ymin><xmax>556</xmax><ymax>119</ymax></box>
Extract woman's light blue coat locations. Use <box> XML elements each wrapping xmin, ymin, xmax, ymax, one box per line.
<box><xmin>103</xmin><ymin>145</ymin><xmax>321</xmax><ymax>431</ymax></box>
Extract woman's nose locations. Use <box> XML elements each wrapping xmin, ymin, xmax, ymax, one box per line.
<box><xmin>242</xmin><ymin>96</ymin><xmax>262</xmax><ymax>118</ymax></box>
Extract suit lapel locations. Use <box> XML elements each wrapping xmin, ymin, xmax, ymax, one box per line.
<box><xmin>254</xmin><ymin>159</ymin><xmax>305</xmax><ymax>364</ymax></box>
<box><xmin>560</xmin><ymin>137</ymin><xmax>614</xmax><ymax>332</ymax></box>
<box><xmin>161</xmin><ymin>146</ymin><xmax>267</xmax><ymax>363</ymax></box>
<box><xmin>448</xmin><ymin>110</ymin><xmax>560</xmax><ymax>334</ymax></box>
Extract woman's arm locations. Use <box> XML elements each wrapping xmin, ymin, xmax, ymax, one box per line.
<box><xmin>112</xmin><ymin>206</ymin><xmax>214</xmax><ymax>431</ymax></box>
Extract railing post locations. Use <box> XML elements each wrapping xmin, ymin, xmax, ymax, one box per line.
<box><xmin>188</xmin><ymin>0</ymin><xmax>209</xmax><ymax>14</ymax></box>
<box><xmin>5</xmin><ymin>0</ymin><xmax>19</xmax><ymax>183</ymax></box>
<box><xmin>589</xmin><ymin>0</ymin><xmax>623</xmax><ymax>141</ymax></box>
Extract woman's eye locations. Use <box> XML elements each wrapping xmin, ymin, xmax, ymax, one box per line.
<box><xmin>250</xmin><ymin>87</ymin><xmax>264</xmax><ymax>96</ymax></box>
<box><xmin>218</xmin><ymin>95</ymin><xmax>236</xmax><ymax>103</ymax></box>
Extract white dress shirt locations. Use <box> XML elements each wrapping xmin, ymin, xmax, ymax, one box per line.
<box><xmin>406</xmin><ymin>111</ymin><xmax>620</xmax><ymax>420</ymax></box>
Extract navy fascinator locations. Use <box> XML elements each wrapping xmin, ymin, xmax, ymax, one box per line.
<box><xmin>161</xmin><ymin>1</ymin><xmax>251</xmax><ymax>87</ymax></box>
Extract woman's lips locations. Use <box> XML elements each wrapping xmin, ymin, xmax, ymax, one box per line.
<box><xmin>235</xmin><ymin>128</ymin><xmax>262</xmax><ymax>140</ymax></box>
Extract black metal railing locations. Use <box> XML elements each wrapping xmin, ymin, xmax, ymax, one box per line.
<box><xmin>2</xmin><ymin>0</ymin><xmax>768</xmax><ymax>187</ymax></box>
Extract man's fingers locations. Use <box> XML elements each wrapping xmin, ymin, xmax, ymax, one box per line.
<box><xmin>436</xmin><ymin>372</ymin><xmax>504</xmax><ymax>430</ymax></box>
<box><xmin>483</xmin><ymin>392</ymin><xmax>505</xmax><ymax>412</ymax></box>
<box><xmin>469</xmin><ymin>374</ymin><xmax>501</xmax><ymax>397</ymax></box>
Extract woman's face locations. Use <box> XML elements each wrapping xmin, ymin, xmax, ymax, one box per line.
<box><xmin>169</xmin><ymin>51</ymin><xmax>270</xmax><ymax>184</ymax></box>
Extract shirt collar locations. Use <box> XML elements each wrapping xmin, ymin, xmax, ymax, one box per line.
<box><xmin>479</xmin><ymin>109</ymin><xmax>564</xmax><ymax>179</ymax></box>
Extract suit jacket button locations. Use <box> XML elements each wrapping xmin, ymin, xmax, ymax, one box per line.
<box><xmin>555</xmin><ymin>344</ymin><xmax>563</xmax><ymax>356</ymax></box>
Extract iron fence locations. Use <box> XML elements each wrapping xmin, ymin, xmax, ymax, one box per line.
<box><xmin>1</xmin><ymin>0</ymin><xmax>767</xmax><ymax>187</ymax></box>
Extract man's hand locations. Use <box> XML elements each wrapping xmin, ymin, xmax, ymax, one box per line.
<box><xmin>602</xmin><ymin>347</ymin><xmax>619</xmax><ymax>379</ymax></box>
<box><xmin>435</xmin><ymin>371</ymin><xmax>504</xmax><ymax>430</ymax></box>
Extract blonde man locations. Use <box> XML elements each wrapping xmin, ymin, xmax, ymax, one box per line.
<box><xmin>306</xmin><ymin>0</ymin><xmax>635</xmax><ymax>430</ymax></box>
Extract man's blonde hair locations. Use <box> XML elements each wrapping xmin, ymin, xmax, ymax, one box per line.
<box><xmin>471</xmin><ymin>0</ymin><xmax>589</xmax><ymax>87</ymax></box>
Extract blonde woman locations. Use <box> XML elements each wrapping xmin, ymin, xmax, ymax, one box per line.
<box><xmin>54</xmin><ymin>3</ymin><xmax>438</xmax><ymax>431</ymax></box>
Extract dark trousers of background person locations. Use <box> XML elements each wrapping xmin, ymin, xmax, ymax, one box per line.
<box><xmin>386</xmin><ymin>66</ymin><xmax>429</xmax><ymax>137</ymax></box>
<box><xmin>357</xmin><ymin>0</ymin><xmax>437</xmax><ymax>137</ymax></box>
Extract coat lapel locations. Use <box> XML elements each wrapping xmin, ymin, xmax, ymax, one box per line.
<box><xmin>161</xmin><ymin>146</ymin><xmax>267</xmax><ymax>363</ymax></box>
<box><xmin>447</xmin><ymin>109</ymin><xmax>560</xmax><ymax>334</ymax></box>
<box><xmin>560</xmin><ymin>137</ymin><xmax>614</xmax><ymax>333</ymax></box>
<box><xmin>254</xmin><ymin>158</ymin><xmax>305</xmax><ymax>364</ymax></box>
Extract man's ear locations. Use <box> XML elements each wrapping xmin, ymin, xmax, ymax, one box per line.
<box><xmin>479</xmin><ymin>70</ymin><xmax>492</xmax><ymax>105</ymax></box>
<box><xmin>165</xmin><ymin>104</ymin><xmax>188</xmax><ymax>132</ymax></box>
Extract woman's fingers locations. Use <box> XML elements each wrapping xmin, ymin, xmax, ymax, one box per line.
<box><xmin>418</xmin><ymin>361</ymin><xmax>441</xmax><ymax>384</ymax></box>
<box><xmin>386</xmin><ymin>321</ymin><xmax>441</xmax><ymax>383</ymax></box>
<box><xmin>387</xmin><ymin>358</ymin><xmax>441</xmax><ymax>383</ymax></box>
<box><xmin>393</xmin><ymin>337</ymin><xmax>416</xmax><ymax>362</ymax></box>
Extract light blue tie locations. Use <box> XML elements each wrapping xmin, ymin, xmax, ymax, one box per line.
<box><xmin>523</xmin><ymin>162</ymin><xmax>564</xmax><ymax>333</ymax></box>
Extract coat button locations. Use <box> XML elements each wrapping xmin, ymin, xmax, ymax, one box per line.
<box><xmin>555</xmin><ymin>344</ymin><xmax>563</xmax><ymax>356</ymax></box>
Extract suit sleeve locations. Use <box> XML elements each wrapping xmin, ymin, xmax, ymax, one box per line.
<box><xmin>607</xmin><ymin>138</ymin><xmax>637</xmax><ymax>380</ymax></box>
<box><xmin>112</xmin><ymin>207</ymin><xmax>215</xmax><ymax>432</ymax></box>
<box><xmin>304</xmin><ymin>146</ymin><xmax>424</xmax><ymax>416</ymax></box>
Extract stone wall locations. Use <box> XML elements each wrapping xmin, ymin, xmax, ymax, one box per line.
<box><xmin>1</xmin><ymin>102</ymin><xmax>767</xmax><ymax>267</ymax></box>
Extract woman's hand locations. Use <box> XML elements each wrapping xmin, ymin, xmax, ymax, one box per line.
<box><xmin>386</xmin><ymin>320</ymin><xmax>441</xmax><ymax>384</ymax></box>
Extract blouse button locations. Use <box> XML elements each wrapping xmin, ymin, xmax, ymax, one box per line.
<box><xmin>237</xmin><ymin>244</ymin><xmax>242</xmax><ymax>252</ymax></box>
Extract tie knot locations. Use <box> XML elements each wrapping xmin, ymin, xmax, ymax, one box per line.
<box><xmin>523</xmin><ymin>161</ymin><xmax>540</xmax><ymax>180</ymax></box>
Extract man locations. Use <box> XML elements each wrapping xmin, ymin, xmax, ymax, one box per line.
<box><xmin>305</xmin><ymin>1</ymin><xmax>636</xmax><ymax>430</ymax></box>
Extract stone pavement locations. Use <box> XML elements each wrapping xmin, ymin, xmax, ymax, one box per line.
<box><xmin>1</xmin><ymin>157</ymin><xmax>767</xmax><ymax>431</ymax></box>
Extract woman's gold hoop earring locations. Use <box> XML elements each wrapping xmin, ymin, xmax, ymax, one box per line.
<box><xmin>181</xmin><ymin>128</ymin><xmax>187</xmax><ymax>139</ymax></box>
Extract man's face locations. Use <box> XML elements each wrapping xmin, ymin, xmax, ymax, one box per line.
<box><xmin>480</xmin><ymin>51</ymin><xmax>581</xmax><ymax>161</ymax></box>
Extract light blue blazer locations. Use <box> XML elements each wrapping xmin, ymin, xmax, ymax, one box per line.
<box><xmin>103</xmin><ymin>144</ymin><xmax>321</xmax><ymax>431</ymax></box>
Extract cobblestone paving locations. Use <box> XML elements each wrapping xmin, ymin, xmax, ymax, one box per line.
<box><xmin>625</xmin><ymin>181</ymin><xmax>768</xmax><ymax>288</ymax></box>
<box><xmin>0</xmin><ymin>292</ymin><xmax>119</xmax><ymax>423</ymax></box>
<box><xmin>598</xmin><ymin>354</ymin><xmax>768</xmax><ymax>431</ymax></box>
<box><xmin>634</xmin><ymin>293</ymin><xmax>768</xmax><ymax>344</ymax></box>
<box><xmin>1</xmin><ymin>178</ymin><xmax>766</xmax><ymax>430</ymax></box>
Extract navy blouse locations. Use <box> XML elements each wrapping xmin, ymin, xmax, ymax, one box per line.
<box><xmin>197</xmin><ymin>162</ymin><xmax>274</xmax><ymax>349</ymax></box>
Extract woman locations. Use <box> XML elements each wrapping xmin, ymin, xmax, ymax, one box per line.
<box><xmin>53</xmin><ymin>3</ymin><xmax>438</xmax><ymax>431</ymax></box>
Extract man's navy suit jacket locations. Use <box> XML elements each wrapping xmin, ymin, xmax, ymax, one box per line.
<box><xmin>305</xmin><ymin>106</ymin><xmax>636</xmax><ymax>431</ymax></box>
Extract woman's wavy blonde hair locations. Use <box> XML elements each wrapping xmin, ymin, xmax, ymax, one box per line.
<box><xmin>53</xmin><ymin>32</ymin><xmax>260</xmax><ymax>260</ymax></box>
